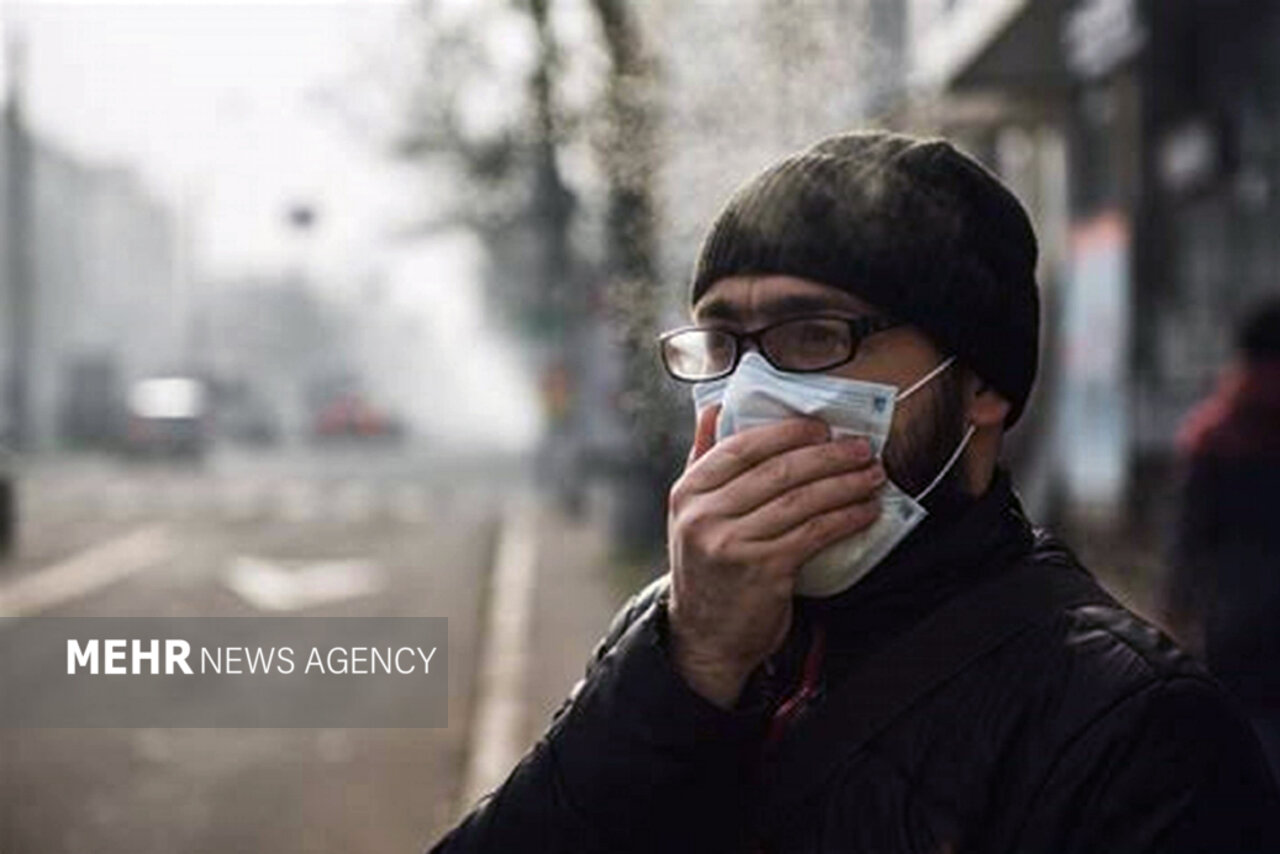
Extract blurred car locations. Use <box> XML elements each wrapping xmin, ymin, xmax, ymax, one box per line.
<box><xmin>311</xmin><ymin>393</ymin><xmax>405</xmax><ymax>443</ymax></box>
<box><xmin>123</xmin><ymin>376</ymin><xmax>209</xmax><ymax>461</ymax></box>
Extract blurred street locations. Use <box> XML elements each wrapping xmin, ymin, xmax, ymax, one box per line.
<box><xmin>0</xmin><ymin>445</ymin><xmax>627</xmax><ymax>853</ymax></box>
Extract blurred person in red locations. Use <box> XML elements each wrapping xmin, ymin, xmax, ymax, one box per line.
<box><xmin>1164</xmin><ymin>296</ymin><xmax>1280</xmax><ymax>775</ymax></box>
<box><xmin>430</xmin><ymin>132</ymin><xmax>1280</xmax><ymax>853</ymax></box>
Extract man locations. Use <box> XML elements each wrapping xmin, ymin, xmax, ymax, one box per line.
<box><xmin>431</xmin><ymin>131</ymin><xmax>1280</xmax><ymax>852</ymax></box>
<box><xmin>1164</xmin><ymin>296</ymin><xmax>1280</xmax><ymax>777</ymax></box>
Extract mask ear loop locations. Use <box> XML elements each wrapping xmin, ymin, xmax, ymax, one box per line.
<box><xmin>880</xmin><ymin>355</ymin><xmax>957</xmax><ymax>461</ymax></box>
<box><xmin>897</xmin><ymin>355</ymin><xmax>957</xmax><ymax>402</ymax></box>
<box><xmin>915</xmin><ymin>423</ymin><xmax>976</xmax><ymax>502</ymax></box>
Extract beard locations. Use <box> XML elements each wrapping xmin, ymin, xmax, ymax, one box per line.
<box><xmin>881</xmin><ymin>366</ymin><xmax>969</xmax><ymax>506</ymax></box>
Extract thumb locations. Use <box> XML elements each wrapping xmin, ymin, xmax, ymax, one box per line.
<box><xmin>687</xmin><ymin>404</ymin><xmax>720</xmax><ymax>468</ymax></box>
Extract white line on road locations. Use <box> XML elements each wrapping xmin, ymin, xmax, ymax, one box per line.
<box><xmin>223</xmin><ymin>555</ymin><xmax>386</xmax><ymax>612</ymax></box>
<box><xmin>0</xmin><ymin>525</ymin><xmax>177</xmax><ymax>618</ymax></box>
<box><xmin>459</xmin><ymin>493</ymin><xmax>538</xmax><ymax>809</ymax></box>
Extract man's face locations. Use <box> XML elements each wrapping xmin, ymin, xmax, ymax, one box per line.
<box><xmin>692</xmin><ymin>274</ymin><xmax>968</xmax><ymax>499</ymax></box>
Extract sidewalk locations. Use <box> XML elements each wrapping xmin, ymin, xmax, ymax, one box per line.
<box><xmin>524</xmin><ymin>497</ymin><xmax>643</xmax><ymax>745</ymax></box>
<box><xmin>452</xmin><ymin>489</ymin><xmax>647</xmax><ymax>816</ymax></box>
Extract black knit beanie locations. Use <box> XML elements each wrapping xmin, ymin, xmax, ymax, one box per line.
<box><xmin>690</xmin><ymin>130</ymin><xmax>1040</xmax><ymax>427</ymax></box>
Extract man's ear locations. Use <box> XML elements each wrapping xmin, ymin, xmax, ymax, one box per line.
<box><xmin>964</xmin><ymin>371</ymin><xmax>1010</xmax><ymax>428</ymax></box>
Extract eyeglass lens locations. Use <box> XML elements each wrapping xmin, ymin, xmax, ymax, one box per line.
<box><xmin>662</xmin><ymin>318</ymin><xmax>857</xmax><ymax>380</ymax></box>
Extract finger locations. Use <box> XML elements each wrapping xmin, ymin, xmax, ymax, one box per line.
<box><xmin>681</xmin><ymin>417</ymin><xmax>829</xmax><ymax>495</ymax></box>
<box><xmin>709</xmin><ymin>436</ymin><xmax>875</xmax><ymax>517</ymax></box>
<box><xmin>686</xmin><ymin>404</ymin><xmax>720</xmax><ymax>469</ymax></box>
<box><xmin>758</xmin><ymin>496</ymin><xmax>884</xmax><ymax>570</ymax></box>
<box><xmin>735</xmin><ymin>461</ymin><xmax>885</xmax><ymax>540</ymax></box>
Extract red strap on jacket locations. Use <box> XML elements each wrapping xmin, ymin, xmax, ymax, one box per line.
<box><xmin>764</xmin><ymin>622</ymin><xmax>827</xmax><ymax>749</ymax></box>
<box><xmin>754</xmin><ymin>624</ymin><xmax>828</xmax><ymax>854</ymax></box>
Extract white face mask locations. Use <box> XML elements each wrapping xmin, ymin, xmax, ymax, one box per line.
<box><xmin>691</xmin><ymin>351</ymin><xmax>975</xmax><ymax>598</ymax></box>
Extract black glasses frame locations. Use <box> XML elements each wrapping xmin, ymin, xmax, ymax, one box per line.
<box><xmin>657</xmin><ymin>314</ymin><xmax>903</xmax><ymax>382</ymax></box>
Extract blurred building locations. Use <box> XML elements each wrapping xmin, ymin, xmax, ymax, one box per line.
<box><xmin>903</xmin><ymin>0</ymin><xmax>1280</xmax><ymax>531</ymax></box>
<box><xmin>1</xmin><ymin>123</ymin><xmax>179</xmax><ymax>452</ymax></box>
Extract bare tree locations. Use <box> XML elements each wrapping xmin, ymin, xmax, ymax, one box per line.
<box><xmin>589</xmin><ymin>0</ymin><xmax>684</xmax><ymax>555</ymax></box>
<box><xmin>358</xmin><ymin>0</ymin><xmax>678</xmax><ymax>552</ymax></box>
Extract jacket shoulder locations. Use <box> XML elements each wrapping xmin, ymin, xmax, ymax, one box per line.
<box><xmin>938</xmin><ymin>529</ymin><xmax>1220</xmax><ymax>770</ymax></box>
<box><xmin>1019</xmin><ymin>528</ymin><xmax>1208</xmax><ymax>692</ymax></box>
<box><xmin>917</xmin><ymin>539</ymin><xmax>1260</xmax><ymax>848</ymax></box>
<box><xmin>986</xmin><ymin>542</ymin><xmax>1237</xmax><ymax>789</ymax></box>
<box><xmin>588</xmin><ymin>574</ymin><xmax>671</xmax><ymax>670</ymax></box>
<box><xmin>550</xmin><ymin>574</ymin><xmax>670</xmax><ymax>719</ymax></box>
<box><xmin>1040</xmin><ymin>531</ymin><xmax>1203</xmax><ymax>678</ymax></box>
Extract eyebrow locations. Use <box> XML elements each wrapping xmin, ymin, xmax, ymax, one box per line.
<box><xmin>696</xmin><ymin>293</ymin><xmax>866</xmax><ymax>324</ymax></box>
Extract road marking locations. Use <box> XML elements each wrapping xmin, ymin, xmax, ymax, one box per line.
<box><xmin>223</xmin><ymin>555</ymin><xmax>386</xmax><ymax>611</ymax></box>
<box><xmin>459</xmin><ymin>493</ymin><xmax>538</xmax><ymax>809</ymax></box>
<box><xmin>0</xmin><ymin>525</ymin><xmax>176</xmax><ymax>618</ymax></box>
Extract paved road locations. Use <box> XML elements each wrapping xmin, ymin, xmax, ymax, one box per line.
<box><xmin>0</xmin><ymin>445</ymin><xmax>518</xmax><ymax>854</ymax></box>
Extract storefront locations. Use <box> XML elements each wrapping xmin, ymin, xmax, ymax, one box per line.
<box><xmin>912</xmin><ymin>0</ymin><xmax>1280</xmax><ymax>529</ymax></box>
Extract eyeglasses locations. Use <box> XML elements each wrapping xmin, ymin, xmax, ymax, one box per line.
<box><xmin>658</xmin><ymin>315</ymin><xmax>902</xmax><ymax>382</ymax></box>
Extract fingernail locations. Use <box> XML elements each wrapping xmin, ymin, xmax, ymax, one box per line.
<box><xmin>870</xmin><ymin>464</ymin><xmax>886</xmax><ymax>484</ymax></box>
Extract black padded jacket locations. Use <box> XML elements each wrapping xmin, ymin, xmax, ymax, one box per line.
<box><xmin>429</xmin><ymin>471</ymin><xmax>1280</xmax><ymax>853</ymax></box>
